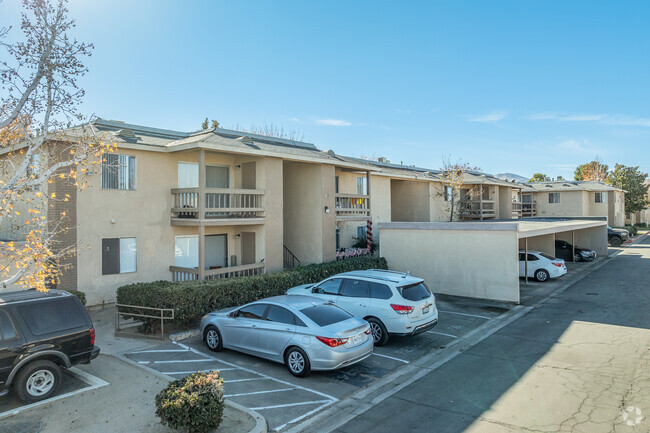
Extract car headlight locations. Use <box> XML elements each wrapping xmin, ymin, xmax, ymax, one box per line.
<box><xmin>201</xmin><ymin>314</ymin><xmax>210</xmax><ymax>320</ymax></box>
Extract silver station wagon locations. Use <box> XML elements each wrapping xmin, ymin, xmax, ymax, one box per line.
<box><xmin>200</xmin><ymin>295</ymin><xmax>373</xmax><ymax>377</ymax></box>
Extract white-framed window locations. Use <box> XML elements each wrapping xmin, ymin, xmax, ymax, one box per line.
<box><xmin>175</xmin><ymin>235</ymin><xmax>198</xmax><ymax>268</ymax></box>
<box><xmin>595</xmin><ymin>192</ymin><xmax>607</xmax><ymax>203</ymax></box>
<box><xmin>102</xmin><ymin>154</ymin><xmax>136</xmax><ymax>190</ymax></box>
<box><xmin>356</xmin><ymin>176</ymin><xmax>367</xmax><ymax>195</ymax></box>
<box><xmin>549</xmin><ymin>192</ymin><xmax>560</xmax><ymax>204</ymax></box>
<box><xmin>357</xmin><ymin>226</ymin><xmax>367</xmax><ymax>238</ymax></box>
<box><xmin>443</xmin><ymin>186</ymin><xmax>453</xmax><ymax>202</ymax></box>
<box><xmin>102</xmin><ymin>237</ymin><xmax>137</xmax><ymax>275</ymax></box>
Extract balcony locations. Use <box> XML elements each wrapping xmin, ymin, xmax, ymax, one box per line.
<box><xmin>170</xmin><ymin>262</ymin><xmax>265</xmax><ymax>282</ymax></box>
<box><xmin>522</xmin><ymin>202</ymin><xmax>537</xmax><ymax>218</ymax></box>
<box><xmin>335</xmin><ymin>193</ymin><xmax>370</xmax><ymax>220</ymax></box>
<box><xmin>512</xmin><ymin>201</ymin><xmax>523</xmax><ymax>219</ymax></box>
<box><xmin>171</xmin><ymin>188</ymin><xmax>265</xmax><ymax>226</ymax></box>
<box><xmin>460</xmin><ymin>200</ymin><xmax>496</xmax><ymax>220</ymax></box>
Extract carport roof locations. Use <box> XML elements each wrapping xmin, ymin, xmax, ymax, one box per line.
<box><xmin>378</xmin><ymin>218</ymin><xmax>607</xmax><ymax>238</ymax></box>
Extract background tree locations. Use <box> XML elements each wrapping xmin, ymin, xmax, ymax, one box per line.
<box><xmin>201</xmin><ymin>118</ymin><xmax>220</xmax><ymax>129</ymax></box>
<box><xmin>607</xmin><ymin>164</ymin><xmax>649</xmax><ymax>215</ymax></box>
<box><xmin>439</xmin><ymin>158</ymin><xmax>481</xmax><ymax>222</ymax></box>
<box><xmin>529</xmin><ymin>173</ymin><xmax>547</xmax><ymax>182</ymax></box>
<box><xmin>228</xmin><ymin>122</ymin><xmax>305</xmax><ymax>141</ymax></box>
<box><xmin>574</xmin><ymin>158</ymin><xmax>609</xmax><ymax>181</ymax></box>
<box><xmin>1</xmin><ymin>0</ymin><xmax>112</xmax><ymax>291</ymax></box>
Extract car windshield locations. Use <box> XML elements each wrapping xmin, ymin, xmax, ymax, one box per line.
<box><xmin>300</xmin><ymin>305</ymin><xmax>352</xmax><ymax>327</ymax></box>
<box><xmin>539</xmin><ymin>252</ymin><xmax>556</xmax><ymax>260</ymax></box>
<box><xmin>398</xmin><ymin>282</ymin><xmax>432</xmax><ymax>301</ymax></box>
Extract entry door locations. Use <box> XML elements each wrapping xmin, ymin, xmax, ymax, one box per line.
<box><xmin>241</xmin><ymin>232</ymin><xmax>256</xmax><ymax>265</ymax></box>
<box><xmin>241</xmin><ymin>162</ymin><xmax>256</xmax><ymax>189</ymax></box>
<box><xmin>205</xmin><ymin>234</ymin><xmax>228</xmax><ymax>269</ymax></box>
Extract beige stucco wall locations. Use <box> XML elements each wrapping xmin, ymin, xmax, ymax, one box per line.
<box><xmin>379</xmin><ymin>225</ymin><xmax>520</xmax><ymax>303</ymax></box>
<box><xmin>429</xmin><ymin>183</ymin><xmax>449</xmax><ymax>222</ymax></box>
<box><xmin>518</xmin><ymin>234</ymin><xmax>555</xmax><ymax>256</ymax></box>
<box><xmin>535</xmin><ymin>191</ymin><xmax>588</xmax><ymax>218</ymax></box>
<box><xmin>76</xmin><ymin>148</ymin><xmax>276</xmax><ymax>306</ymax></box>
<box><xmin>587</xmin><ymin>192</ymin><xmax>610</xmax><ymax>221</ymax></box>
<box><xmin>390</xmin><ymin>179</ymin><xmax>430</xmax><ymax>222</ymax></box>
<box><xmin>608</xmin><ymin>191</ymin><xmax>625</xmax><ymax>227</ymax></box>
<box><xmin>498</xmin><ymin>186</ymin><xmax>514</xmax><ymax>220</ymax></box>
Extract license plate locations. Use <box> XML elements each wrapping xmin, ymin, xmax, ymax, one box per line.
<box><xmin>351</xmin><ymin>333</ymin><xmax>364</xmax><ymax>344</ymax></box>
<box><xmin>422</xmin><ymin>307</ymin><xmax>430</xmax><ymax>314</ymax></box>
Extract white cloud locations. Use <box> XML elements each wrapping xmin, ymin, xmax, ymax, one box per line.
<box><xmin>315</xmin><ymin>118</ymin><xmax>351</xmax><ymax>126</ymax></box>
<box><xmin>603</xmin><ymin>115</ymin><xmax>650</xmax><ymax>127</ymax></box>
<box><xmin>467</xmin><ymin>111</ymin><xmax>507</xmax><ymax>123</ymax></box>
<box><xmin>524</xmin><ymin>112</ymin><xmax>608</xmax><ymax>122</ymax></box>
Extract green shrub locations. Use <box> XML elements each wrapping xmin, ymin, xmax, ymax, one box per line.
<box><xmin>116</xmin><ymin>256</ymin><xmax>388</xmax><ymax>330</ymax></box>
<box><xmin>615</xmin><ymin>226</ymin><xmax>637</xmax><ymax>236</ymax></box>
<box><xmin>634</xmin><ymin>222</ymin><xmax>647</xmax><ymax>228</ymax></box>
<box><xmin>67</xmin><ymin>290</ymin><xmax>86</xmax><ymax>306</ymax></box>
<box><xmin>155</xmin><ymin>371</ymin><xmax>224</xmax><ymax>433</ymax></box>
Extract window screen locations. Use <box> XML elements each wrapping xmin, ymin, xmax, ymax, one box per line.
<box><xmin>206</xmin><ymin>165</ymin><xmax>229</xmax><ymax>188</ymax></box>
<box><xmin>18</xmin><ymin>299</ymin><xmax>86</xmax><ymax>336</ymax></box>
<box><xmin>549</xmin><ymin>192</ymin><xmax>560</xmax><ymax>203</ymax></box>
<box><xmin>102</xmin><ymin>154</ymin><xmax>136</xmax><ymax>190</ymax></box>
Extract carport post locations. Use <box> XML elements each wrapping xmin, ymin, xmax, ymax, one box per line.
<box><xmin>572</xmin><ymin>230</ymin><xmax>575</xmax><ymax>262</ymax></box>
<box><xmin>524</xmin><ymin>237</ymin><xmax>528</xmax><ymax>284</ymax></box>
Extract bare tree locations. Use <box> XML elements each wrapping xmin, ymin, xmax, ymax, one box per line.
<box><xmin>1</xmin><ymin>0</ymin><xmax>113</xmax><ymax>291</ymax></box>
<box><xmin>228</xmin><ymin>122</ymin><xmax>306</xmax><ymax>142</ymax></box>
<box><xmin>438</xmin><ymin>157</ymin><xmax>481</xmax><ymax>222</ymax></box>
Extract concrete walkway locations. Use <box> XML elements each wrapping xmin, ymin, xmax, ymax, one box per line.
<box><xmin>316</xmin><ymin>236</ymin><xmax>650</xmax><ymax>433</ymax></box>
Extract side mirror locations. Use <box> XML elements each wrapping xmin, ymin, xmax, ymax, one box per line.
<box><xmin>229</xmin><ymin>310</ymin><xmax>238</xmax><ymax>318</ymax></box>
<box><xmin>311</xmin><ymin>287</ymin><xmax>318</xmax><ymax>294</ymax></box>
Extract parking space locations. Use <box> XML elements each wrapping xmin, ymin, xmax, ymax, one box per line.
<box><xmin>123</xmin><ymin>295</ymin><xmax>511</xmax><ymax>432</ymax></box>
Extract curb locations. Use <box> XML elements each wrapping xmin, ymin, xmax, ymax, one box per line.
<box><xmin>113</xmin><ymin>354</ymin><xmax>267</xmax><ymax>433</ymax></box>
<box><xmin>169</xmin><ymin>328</ymin><xmax>200</xmax><ymax>342</ymax></box>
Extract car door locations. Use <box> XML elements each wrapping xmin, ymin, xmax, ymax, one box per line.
<box><xmin>256</xmin><ymin>305</ymin><xmax>298</xmax><ymax>361</ymax></box>
<box><xmin>311</xmin><ymin>278</ymin><xmax>343</xmax><ymax>304</ymax></box>
<box><xmin>336</xmin><ymin>279</ymin><xmax>370</xmax><ymax>317</ymax></box>
<box><xmin>519</xmin><ymin>253</ymin><xmax>540</xmax><ymax>277</ymax></box>
<box><xmin>0</xmin><ymin>309</ymin><xmax>25</xmax><ymax>389</ymax></box>
<box><xmin>220</xmin><ymin>303</ymin><xmax>268</xmax><ymax>354</ymax></box>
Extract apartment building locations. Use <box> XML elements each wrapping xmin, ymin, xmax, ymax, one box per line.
<box><xmin>521</xmin><ymin>181</ymin><xmax>625</xmax><ymax>226</ymax></box>
<box><xmin>0</xmin><ymin>118</ymin><xmax>627</xmax><ymax>305</ymax></box>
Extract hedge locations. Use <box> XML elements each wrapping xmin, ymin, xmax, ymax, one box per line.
<box><xmin>67</xmin><ymin>290</ymin><xmax>87</xmax><ymax>306</ymax></box>
<box><xmin>116</xmin><ymin>255</ymin><xmax>388</xmax><ymax>330</ymax></box>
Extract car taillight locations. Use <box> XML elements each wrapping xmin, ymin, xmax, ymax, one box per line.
<box><xmin>316</xmin><ymin>336</ymin><xmax>349</xmax><ymax>347</ymax></box>
<box><xmin>552</xmin><ymin>263</ymin><xmax>563</xmax><ymax>267</ymax></box>
<box><xmin>364</xmin><ymin>328</ymin><xmax>371</xmax><ymax>335</ymax></box>
<box><xmin>89</xmin><ymin>328</ymin><xmax>95</xmax><ymax>345</ymax></box>
<box><xmin>390</xmin><ymin>304</ymin><xmax>414</xmax><ymax>315</ymax></box>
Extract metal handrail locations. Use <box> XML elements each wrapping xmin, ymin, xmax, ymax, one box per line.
<box><xmin>115</xmin><ymin>303</ymin><xmax>174</xmax><ymax>341</ymax></box>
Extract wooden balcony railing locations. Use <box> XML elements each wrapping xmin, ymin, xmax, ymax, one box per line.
<box><xmin>460</xmin><ymin>200</ymin><xmax>496</xmax><ymax>220</ymax></box>
<box><xmin>170</xmin><ymin>262</ymin><xmax>265</xmax><ymax>282</ymax></box>
<box><xmin>521</xmin><ymin>202</ymin><xmax>537</xmax><ymax>217</ymax></box>
<box><xmin>512</xmin><ymin>201</ymin><xmax>523</xmax><ymax>218</ymax></box>
<box><xmin>171</xmin><ymin>188</ymin><xmax>264</xmax><ymax>220</ymax></box>
<box><xmin>335</xmin><ymin>193</ymin><xmax>370</xmax><ymax>218</ymax></box>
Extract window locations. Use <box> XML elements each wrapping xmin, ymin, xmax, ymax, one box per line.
<box><xmin>266</xmin><ymin>306</ymin><xmax>297</xmax><ymax>325</ymax></box>
<box><xmin>335</xmin><ymin>228</ymin><xmax>340</xmax><ymax>250</ymax></box>
<box><xmin>335</xmin><ymin>176</ymin><xmax>339</xmax><ymax>194</ymax></box>
<box><xmin>27</xmin><ymin>153</ymin><xmax>40</xmax><ymax>178</ymax></box>
<box><xmin>482</xmin><ymin>187</ymin><xmax>490</xmax><ymax>200</ymax></box>
<box><xmin>595</xmin><ymin>192</ymin><xmax>607</xmax><ymax>203</ymax></box>
<box><xmin>300</xmin><ymin>305</ymin><xmax>352</xmax><ymax>327</ymax></box>
<box><xmin>399</xmin><ymin>282</ymin><xmax>432</xmax><ymax>301</ymax></box>
<box><xmin>369</xmin><ymin>282</ymin><xmax>393</xmax><ymax>300</ymax></box>
<box><xmin>102</xmin><ymin>154</ymin><xmax>136</xmax><ymax>190</ymax></box>
<box><xmin>527</xmin><ymin>254</ymin><xmax>539</xmax><ymax>261</ymax></box>
<box><xmin>357</xmin><ymin>226</ymin><xmax>367</xmax><ymax>239</ymax></box>
<box><xmin>178</xmin><ymin>162</ymin><xmax>198</xmax><ymax>188</ymax></box>
<box><xmin>102</xmin><ymin>237</ymin><xmax>137</xmax><ymax>275</ymax></box>
<box><xmin>443</xmin><ymin>186</ymin><xmax>452</xmax><ymax>202</ymax></box>
<box><xmin>518</xmin><ymin>253</ymin><xmax>540</xmax><ymax>261</ymax></box>
<box><xmin>175</xmin><ymin>235</ymin><xmax>198</xmax><ymax>268</ymax></box>
<box><xmin>356</xmin><ymin>176</ymin><xmax>367</xmax><ymax>195</ymax></box>
<box><xmin>340</xmin><ymin>279</ymin><xmax>370</xmax><ymax>298</ymax></box>
<box><xmin>237</xmin><ymin>304</ymin><xmax>268</xmax><ymax>320</ymax></box>
<box><xmin>0</xmin><ymin>310</ymin><xmax>18</xmax><ymax>341</ymax></box>
<box><xmin>549</xmin><ymin>192</ymin><xmax>560</xmax><ymax>203</ymax></box>
<box><xmin>18</xmin><ymin>299</ymin><xmax>86</xmax><ymax>336</ymax></box>
<box><xmin>206</xmin><ymin>165</ymin><xmax>229</xmax><ymax>188</ymax></box>
<box><xmin>315</xmin><ymin>278</ymin><xmax>342</xmax><ymax>295</ymax></box>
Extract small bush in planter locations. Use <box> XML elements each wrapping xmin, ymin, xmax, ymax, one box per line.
<box><xmin>155</xmin><ymin>371</ymin><xmax>225</xmax><ymax>433</ymax></box>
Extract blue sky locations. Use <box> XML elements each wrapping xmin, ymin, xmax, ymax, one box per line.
<box><xmin>2</xmin><ymin>0</ymin><xmax>649</xmax><ymax>179</ymax></box>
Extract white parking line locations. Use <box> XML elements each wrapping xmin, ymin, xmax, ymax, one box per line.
<box><xmin>251</xmin><ymin>400</ymin><xmax>332</xmax><ymax>411</ymax></box>
<box><xmin>371</xmin><ymin>352</ymin><xmax>409</xmax><ymax>364</ymax></box>
<box><xmin>225</xmin><ymin>387</ymin><xmax>295</xmax><ymax>398</ymax></box>
<box><xmin>273</xmin><ymin>400</ymin><xmax>337</xmax><ymax>432</ymax></box>
<box><xmin>153</xmin><ymin>359</ymin><xmax>213</xmax><ymax>364</ymax></box>
<box><xmin>227</xmin><ymin>378</ymin><xmax>266</xmax><ymax>383</ymax></box>
<box><xmin>438</xmin><ymin>310</ymin><xmax>491</xmax><ymax>320</ymax></box>
<box><xmin>426</xmin><ymin>331</ymin><xmax>458</xmax><ymax>338</ymax></box>
<box><xmin>127</xmin><ymin>349</ymin><xmax>189</xmax><ymax>354</ymax></box>
<box><xmin>163</xmin><ymin>367</ymin><xmax>238</xmax><ymax>375</ymax></box>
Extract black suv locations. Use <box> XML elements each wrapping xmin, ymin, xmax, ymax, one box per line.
<box><xmin>608</xmin><ymin>226</ymin><xmax>629</xmax><ymax>247</ymax></box>
<box><xmin>0</xmin><ymin>289</ymin><xmax>100</xmax><ymax>402</ymax></box>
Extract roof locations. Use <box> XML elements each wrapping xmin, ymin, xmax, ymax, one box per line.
<box><xmin>525</xmin><ymin>180</ymin><xmax>623</xmax><ymax>192</ymax></box>
<box><xmin>0</xmin><ymin>289</ymin><xmax>71</xmax><ymax>305</ymax></box>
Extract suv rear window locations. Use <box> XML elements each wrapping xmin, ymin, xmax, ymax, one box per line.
<box><xmin>300</xmin><ymin>305</ymin><xmax>352</xmax><ymax>327</ymax></box>
<box><xmin>399</xmin><ymin>282</ymin><xmax>432</xmax><ymax>301</ymax></box>
<box><xmin>17</xmin><ymin>298</ymin><xmax>87</xmax><ymax>336</ymax></box>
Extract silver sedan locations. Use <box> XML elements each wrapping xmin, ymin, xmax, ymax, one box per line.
<box><xmin>200</xmin><ymin>295</ymin><xmax>373</xmax><ymax>377</ymax></box>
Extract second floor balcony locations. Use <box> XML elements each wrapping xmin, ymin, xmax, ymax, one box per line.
<box><xmin>335</xmin><ymin>193</ymin><xmax>370</xmax><ymax>219</ymax></box>
<box><xmin>171</xmin><ymin>188</ymin><xmax>265</xmax><ymax>225</ymax></box>
<box><xmin>522</xmin><ymin>202</ymin><xmax>537</xmax><ymax>218</ymax></box>
<box><xmin>460</xmin><ymin>199</ymin><xmax>496</xmax><ymax>220</ymax></box>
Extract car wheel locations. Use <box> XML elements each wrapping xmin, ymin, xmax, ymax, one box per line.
<box><xmin>534</xmin><ymin>269</ymin><xmax>550</xmax><ymax>282</ymax></box>
<box><xmin>610</xmin><ymin>237</ymin><xmax>622</xmax><ymax>247</ymax></box>
<box><xmin>204</xmin><ymin>325</ymin><xmax>223</xmax><ymax>352</ymax></box>
<box><xmin>15</xmin><ymin>360</ymin><xmax>62</xmax><ymax>403</ymax></box>
<box><xmin>285</xmin><ymin>347</ymin><xmax>311</xmax><ymax>378</ymax></box>
<box><xmin>573</xmin><ymin>253</ymin><xmax>582</xmax><ymax>262</ymax></box>
<box><xmin>367</xmin><ymin>317</ymin><xmax>389</xmax><ymax>346</ymax></box>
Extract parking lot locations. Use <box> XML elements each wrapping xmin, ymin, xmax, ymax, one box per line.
<box><xmin>124</xmin><ymin>295</ymin><xmax>511</xmax><ymax>432</ymax></box>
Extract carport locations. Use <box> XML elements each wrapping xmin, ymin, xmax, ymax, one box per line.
<box><xmin>378</xmin><ymin>217</ymin><xmax>608</xmax><ymax>304</ymax></box>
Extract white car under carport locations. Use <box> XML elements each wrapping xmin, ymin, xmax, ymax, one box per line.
<box><xmin>518</xmin><ymin>251</ymin><xmax>567</xmax><ymax>282</ymax></box>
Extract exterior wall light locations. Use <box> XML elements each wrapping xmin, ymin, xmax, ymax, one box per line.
<box><xmin>235</xmin><ymin>233</ymin><xmax>241</xmax><ymax>239</ymax></box>
<box><xmin>325</xmin><ymin>206</ymin><xmax>330</xmax><ymax>213</ymax></box>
